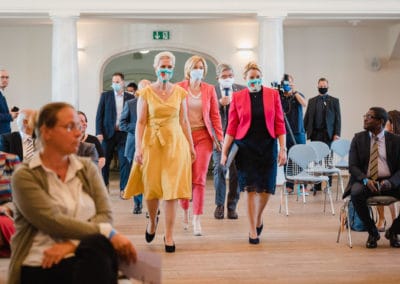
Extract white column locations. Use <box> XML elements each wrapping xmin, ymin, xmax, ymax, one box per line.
<box><xmin>258</xmin><ymin>16</ymin><xmax>285</xmax><ymax>87</ymax></box>
<box><xmin>51</xmin><ymin>13</ymin><xmax>80</xmax><ymax>107</ymax></box>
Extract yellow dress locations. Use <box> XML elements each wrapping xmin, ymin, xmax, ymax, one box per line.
<box><xmin>124</xmin><ymin>85</ymin><xmax>192</xmax><ymax>200</ymax></box>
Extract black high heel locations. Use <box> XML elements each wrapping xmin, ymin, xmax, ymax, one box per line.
<box><xmin>256</xmin><ymin>223</ymin><xmax>263</xmax><ymax>236</ymax></box>
<box><xmin>164</xmin><ymin>237</ymin><xmax>175</xmax><ymax>253</ymax></box>
<box><xmin>145</xmin><ymin>216</ymin><xmax>158</xmax><ymax>243</ymax></box>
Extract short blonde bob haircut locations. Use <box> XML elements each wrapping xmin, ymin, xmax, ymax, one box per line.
<box><xmin>184</xmin><ymin>55</ymin><xmax>208</xmax><ymax>80</ymax></box>
<box><xmin>153</xmin><ymin>51</ymin><xmax>176</xmax><ymax>69</ymax></box>
<box><xmin>243</xmin><ymin>61</ymin><xmax>263</xmax><ymax>80</ymax></box>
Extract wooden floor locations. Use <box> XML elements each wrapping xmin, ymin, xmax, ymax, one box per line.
<box><xmin>1</xmin><ymin>173</ymin><xmax>400</xmax><ymax>283</ymax></box>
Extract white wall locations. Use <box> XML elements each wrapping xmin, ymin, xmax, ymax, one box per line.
<box><xmin>285</xmin><ymin>25</ymin><xmax>400</xmax><ymax>139</ymax></box>
<box><xmin>0</xmin><ymin>26</ymin><xmax>52</xmax><ymax>131</ymax></box>
<box><xmin>1</xmin><ymin>20</ymin><xmax>399</xmax><ymax>139</ymax></box>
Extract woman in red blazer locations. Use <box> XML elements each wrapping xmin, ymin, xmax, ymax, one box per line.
<box><xmin>178</xmin><ymin>55</ymin><xmax>223</xmax><ymax>236</ymax></box>
<box><xmin>221</xmin><ymin>62</ymin><xmax>287</xmax><ymax>244</ymax></box>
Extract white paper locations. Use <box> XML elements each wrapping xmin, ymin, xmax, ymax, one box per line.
<box><xmin>119</xmin><ymin>250</ymin><xmax>162</xmax><ymax>284</ymax></box>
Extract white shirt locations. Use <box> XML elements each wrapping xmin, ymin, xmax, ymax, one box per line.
<box><xmin>20</xmin><ymin>132</ymin><xmax>34</xmax><ymax>161</ymax></box>
<box><xmin>23</xmin><ymin>154</ymin><xmax>112</xmax><ymax>266</ymax></box>
<box><xmin>220</xmin><ymin>86</ymin><xmax>233</xmax><ymax>103</ymax></box>
<box><xmin>368</xmin><ymin>130</ymin><xmax>391</xmax><ymax>178</ymax></box>
<box><xmin>115</xmin><ymin>91</ymin><xmax>124</xmax><ymax>128</ymax></box>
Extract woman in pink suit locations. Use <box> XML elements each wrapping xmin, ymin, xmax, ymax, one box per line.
<box><xmin>178</xmin><ymin>55</ymin><xmax>223</xmax><ymax>236</ymax></box>
<box><xmin>221</xmin><ymin>62</ymin><xmax>287</xmax><ymax>244</ymax></box>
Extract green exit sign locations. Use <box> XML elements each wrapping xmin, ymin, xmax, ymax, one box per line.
<box><xmin>153</xmin><ymin>31</ymin><xmax>170</xmax><ymax>40</ymax></box>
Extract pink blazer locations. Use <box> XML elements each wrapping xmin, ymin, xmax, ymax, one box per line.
<box><xmin>226</xmin><ymin>86</ymin><xmax>286</xmax><ymax>139</ymax></box>
<box><xmin>177</xmin><ymin>80</ymin><xmax>223</xmax><ymax>141</ymax></box>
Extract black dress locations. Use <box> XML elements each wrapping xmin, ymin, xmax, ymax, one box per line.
<box><xmin>234</xmin><ymin>89</ymin><xmax>278</xmax><ymax>193</ymax></box>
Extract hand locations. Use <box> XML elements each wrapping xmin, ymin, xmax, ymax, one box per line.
<box><xmin>333</xmin><ymin>135</ymin><xmax>340</xmax><ymax>141</ymax></box>
<box><xmin>278</xmin><ymin>148</ymin><xmax>287</xmax><ymax>166</ymax></box>
<box><xmin>214</xmin><ymin>140</ymin><xmax>222</xmax><ymax>152</ymax></box>
<box><xmin>365</xmin><ymin>179</ymin><xmax>379</xmax><ymax>193</ymax></box>
<box><xmin>134</xmin><ymin>151</ymin><xmax>143</xmax><ymax>165</ymax></box>
<box><xmin>0</xmin><ymin>205</ymin><xmax>12</xmax><ymax>218</ymax></box>
<box><xmin>110</xmin><ymin>233</ymin><xmax>137</xmax><ymax>264</ymax></box>
<box><xmin>98</xmin><ymin>157</ymin><xmax>106</xmax><ymax>169</ymax></box>
<box><xmin>379</xmin><ymin>179</ymin><xmax>392</xmax><ymax>191</ymax></box>
<box><xmin>97</xmin><ymin>134</ymin><xmax>104</xmax><ymax>143</ymax></box>
<box><xmin>42</xmin><ymin>241</ymin><xmax>76</xmax><ymax>269</ymax></box>
<box><xmin>190</xmin><ymin>148</ymin><xmax>196</xmax><ymax>163</ymax></box>
<box><xmin>220</xmin><ymin>152</ymin><xmax>227</xmax><ymax>166</ymax></box>
<box><xmin>219</xmin><ymin>96</ymin><xmax>230</xmax><ymax>106</ymax></box>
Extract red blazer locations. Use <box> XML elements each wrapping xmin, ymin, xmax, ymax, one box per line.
<box><xmin>226</xmin><ymin>86</ymin><xmax>286</xmax><ymax>139</ymax></box>
<box><xmin>177</xmin><ymin>80</ymin><xmax>223</xmax><ymax>141</ymax></box>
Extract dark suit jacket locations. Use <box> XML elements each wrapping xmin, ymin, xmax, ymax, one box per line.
<box><xmin>95</xmin><ymin>90</ymin><xmax>134</xmax><ymax>139</ymax></box>
<box><xmin>0</xmin><ymin>132</ymin><xmax>23</xmax><ymax>161</ymax></box>
<box><xmin>0</xmin><ymin>92</ymin><xmax>12</xmax><ymax>134</ymax></box>
<box><xmin>214</xmin><ymin>83</ymin><xmax>246</xmax><ymax>132</ymax></box>
<box><xmin>343</xmin><ymin>131</ymin><xmax>400</xmax><ymax>198</ymax></box>
<box><xmin>303</xmin><ymin>94</ymin><xmax>341</xmax><ymax>140</ymax></box>
<box><xmin>119</xmin><ymin>98</ymin><xmax>137</xmax><ymax>163</ymax></box>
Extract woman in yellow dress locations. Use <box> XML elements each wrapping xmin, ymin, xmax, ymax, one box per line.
<box><xmin>124</xmin><ymin>51</ymin><xmax>195</xmax><ymax>253</ymax></box>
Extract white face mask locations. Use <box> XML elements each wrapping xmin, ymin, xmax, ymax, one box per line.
<box><xmin>190</xmin><ymin>69</ymin><xmax>204</xmax><ymax>82</ymax></box>
<box><xmin>218</xmin><ymin>78</ymin><xmax>234</xmax><ymax>89</ymax></box>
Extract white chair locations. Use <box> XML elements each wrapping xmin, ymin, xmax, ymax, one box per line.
<box><xmin>280</xmin><ymin>144</ymin><xmax>332</xmax><ymax>216</ymax></box>
<box><xmin>309</xmin><ymin>141</ymin><xmax>345</xmax><ymax>201</ymax></box>
<box><xmin>337</xmin><ymin>195</ymin><xmax>399</xmax><ymax>248</ymax></box>
<box><xmin>330</xmin><ymin>139</ymin><xmax>351</xmax><ymax>200</ymax></box>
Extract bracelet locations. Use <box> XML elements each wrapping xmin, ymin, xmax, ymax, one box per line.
<box><xmin>109</xmin><ymin>228</ymin><xmax>117</xmax><ymax>240</ymax></box>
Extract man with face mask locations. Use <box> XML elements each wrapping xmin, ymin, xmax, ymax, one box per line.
<box><xmin>280</xmin><ymin>74</ymin><xmax>307</xmax><ymax>195</ymax></box>
<box><xmin>304</xmin><ymin>77</ymin><xmax>341</xmax><ymax>192</ymax></box>
<box><xmin>95</xmin><ymin>72</ymin><xmax>134</xmax><ymax>195</ymax></box>
<box><xmin>212</xmin><ymin>63</ymin><xmax>245</xmax><ymax>220</ymax></box>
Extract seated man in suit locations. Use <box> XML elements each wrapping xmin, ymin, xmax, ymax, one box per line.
<box><xmin>345</xmin><ymin>107</ymin><xmax>400</xmax><ymax>248</ymax></box>
<box><xmin>0</xmin><ymin>109</ymin><xmax>36</xmax><ymax>162</ymax></box>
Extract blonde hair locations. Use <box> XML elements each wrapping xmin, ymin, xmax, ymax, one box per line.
<box><xmin>153</xmin><ymin>51</ymin><xmax>176</xmax><ymax>68</ymax></box>
<box><xmin>184</xmin><ymin>55</ymin><xmax>208</xmax><ymax>80</ymax></box>
<box><xmin>243</xmin><ymin>62</ymin><xmax>262</xmax><ymax>79</ymax></box>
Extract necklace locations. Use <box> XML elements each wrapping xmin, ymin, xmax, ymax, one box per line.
<box><xmin>188</xmin><ymin>89</ymin><xmax>201</xmax><ymax>99</ymax></box>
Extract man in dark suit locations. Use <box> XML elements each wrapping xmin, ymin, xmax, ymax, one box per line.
<box><xmin>345</xmin><ymin>107</ymin><xmax>400</xmax><ymax>248</ymax></box>
<box><xmin>304</xmin><ymin>77</ymin><xmax>341</xmax><ymax>191</ymax></box>
<box><xmin>0</xmin><ymin>109</ymin><xmax>36</xmax><ymax>161</ymax></box>
<box><xmin>95</xmin><ymin>72</ymin><xmax>134</xmax><ymax>195</ymax></box>
<box><xmin>120</xmin><ymin>90</ymin><xmax>140</xmax><ymax>213</ymax></box>
<box><xmin>212</xmin><ymin>63</ymin><xmax>245</xmax><ymax>220</ymax></box>
<box><xmin>0</xmin><ymin>69</ymin><xmax>18</xmax><ymax>135</ymax></box>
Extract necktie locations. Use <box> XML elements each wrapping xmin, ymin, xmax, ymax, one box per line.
<box><xmin>369</xmin><ymin>137</ymin><xmax>379</xmax><ymax>180</ymax></box>
<box><xmin>24</xmin><ymin>137</ymin><xmax>34</xmax><ymax>161</ymax></box>
<box><xmin>224</xmin><ymin>88</ymin><xmax>230</xmax><ymax>97</ymax></box>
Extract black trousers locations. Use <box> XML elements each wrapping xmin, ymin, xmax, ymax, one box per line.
<box><xmin>21</xmin><ymin>234</ymin><xmax>118</xmax><ymax>284</ymax></box>
<box><xmin>350</xmin><ymin>182</ymin><xmax>400</xmax><ymax>235</ymax></box>
<box><xmin>311</xmin><ymin>129</ymin><xmax>333</xmax><ymax>190</ymax></box>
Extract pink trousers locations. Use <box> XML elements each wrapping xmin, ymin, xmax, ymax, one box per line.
<box><xmin>180</xmin><ymin>129</ymin><xmax>213</xmax><ymax>215</ymax></box>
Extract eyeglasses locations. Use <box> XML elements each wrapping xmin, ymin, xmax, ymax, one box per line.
<box><xmin>363</xmin><ymin>114</ymin><xmax>378</xmax><ymax>120</ymax></box>
<box><xmin>56</xmin><ymin>122</ymin><xmax>81</xmax><ymax>132</ymax></box>
<box><xmin>0</xmin><ymin>76</ymin><xmax>9</xmax><ymax>79</ymax></box>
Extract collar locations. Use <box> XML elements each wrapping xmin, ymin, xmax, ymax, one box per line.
<box><xmin>19</xmin><ymin>132</ymin><xmax>32</xmax><ymax>142</ymax></box>
<box><xmin>29</xmin><ymin>152</ymin><xmax>83</xmax><ymax>174</ymax></box>
<box><xmin>114</xmin><ymin>90</ymin><xmax>124</xmax><ymax>97</ymax></box>
<box><xmin>369</xmin><ymin>129</ymin><xmax>385</xmax><ymax>140</ymax></box>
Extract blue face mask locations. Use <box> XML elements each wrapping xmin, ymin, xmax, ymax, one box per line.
<box><xmin>190</xmin><ymin>69</ymin><xmax>204</xmax><ymax>82</ymax></box>
<box><xmin>111</xmin><ymin>82</ymin><xmax>122</xmax><ymax>92</ymax></box>
<box><xmin>247</xmin><ymin>78</ymin><xmax>262</xmax><ymax>92</ymax></box>
<box><xmin>282</xmin><ymin>84</ymin><xmax>291</xmax><ymax>92</ymax></box>
<box><xmin>157</xmin><ymin>68</ymin><xmax>174</xmax><ymax>83</ymax></box>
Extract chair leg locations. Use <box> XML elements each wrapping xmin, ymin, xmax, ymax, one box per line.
<box><xmin>301</xmin><ymin>184</ymin><xmax>306</xmax><ymax>204</ymax></box>
<box><xmin>324</xmin><ymin>186</ymin><xmax>335</xmax><ymax>215</ymax></box>
<box><xmin>346</xmin><ymin>200</ymin><xmax>353</xmax><ymax>248</ymax></box>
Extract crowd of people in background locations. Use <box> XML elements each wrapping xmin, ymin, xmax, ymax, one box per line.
<box><xmin>0</xmin><ymin>48</ymin><xmax>399</xmax><ymax>282</ymax></box>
